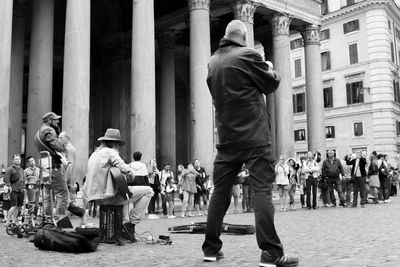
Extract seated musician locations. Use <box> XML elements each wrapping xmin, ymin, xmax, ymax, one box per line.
<box><xmin>84</xmin><ymin>128</ymin><xmax>154</xmax><ymax>242</ymax></box>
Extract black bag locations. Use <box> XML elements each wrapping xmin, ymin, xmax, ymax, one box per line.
<box><xmin>379</xmin><ymin>162</ymin><xmax>388</xmax><ymax>176</ymax></box>
<box><xmin>34</xmin><ymin>229</ymin><xmax>99</xmax><ymax>253</ymax></box>
<box><xmin>318</xmin><ymin>177</ymin><xmax>328</xmax><ymax>190</ymax></box>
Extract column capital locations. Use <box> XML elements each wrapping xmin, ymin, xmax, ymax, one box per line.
<box><xmin>301</xmin><ymin>25</ymin><xmax>321</xmax><ymax>46</ymax></box>
<box><xmin>13</xmin><ymin>0</ymin><xmax>29</xmax><ymax>18</ymax></box>
<box><xmin>157</xmin><ymin>28</ymin><xmax>176</xmax><ymax>49</ymax></box>
<box><xmin>271</xmin><ymin>14</ymin><xmax>291</xmax><ymax>36</ymax></box>
<box><xmin>188</xmin><ymin>0</ymin><xmax>210</xmax><ymax>11</ymax></box>
<box><xmin>233</xmin><ymin>0</ymin><xmax>259</xmax><ymax>24</ymax></box>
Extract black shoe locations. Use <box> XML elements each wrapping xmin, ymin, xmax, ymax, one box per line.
<box><xmin>307</xmin><ymin>207</ymin><xmax>311</xmax><ymax>210</ymax></box>
<box><xmin>203</xmin><ymin>251</ymin><xmax>224</xmax><ymax>262</ymax></box>
<box><xmin>259</xmin><ymin>251</ymin><xmax>299</xmax><ymax>267</ymax></box>
<box><xmin>122</xmin><ymin>222</ymin><xmax>137</xmax><ymax>242</ymax></box>
<box><xmin>339</xmin><ymin>203</ymin><xmax>348</xmax><ymax>207</ymax></box>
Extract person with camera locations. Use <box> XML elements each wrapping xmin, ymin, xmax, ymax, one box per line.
<box><xmin>202</xmin><ymin>20</ymin><xmax>298</xmax><ymax>266</ymax></box>
<box><xmin>346</xmin><ymin>150</ymin><xmax>367</xmax><ymax>208</ymax></box>
<box><xmin>4</xmin><ymin>154</ymin><xmax>25</xmax><ymax>226</ymax></box>
<box><xmin>321</xmin><ymin>150</ymin><xmax>347</xmax><ymax>207</ymax></box>
<box><xmin>301</xmin><ymin>151</ymin><xmax>321</xmax><ymax>210</ymax></box>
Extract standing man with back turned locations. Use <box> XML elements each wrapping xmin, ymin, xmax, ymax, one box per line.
<box><xmin>202</xmin><ymin>20</ymin><xmax>298</xmax><ymax>267</ymax></box>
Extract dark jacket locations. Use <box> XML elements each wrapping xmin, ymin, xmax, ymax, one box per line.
<box><xmin>346</xmin><ymin>157</ymin><xmax>367</xmax><ymax>177</ymax></box>
<box><xmin>321</xmin><ymin>158</ymin><xmax>344</xmax><ymax>179</ymax></box>
<box><xmin>5</xmin><ymin>165</ymin><xmax>24</xmax><ymax>192</ymax></box>
<box><xmin>34</xmin><ymin>123</ymin><xmax>65</xmax><ymax>167</ymax></box>
<box><xmin>207</xmin><ymin>38</ymin><xmax>280</xmax><ymax>149</ymax></box>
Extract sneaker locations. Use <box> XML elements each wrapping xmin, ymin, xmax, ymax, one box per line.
<box><xmin>167</xmin><ymin>215</ymin><xmax>176</xmax><ymax>219</ymax></box>
<box><xmin>259</xmin><ymin>251</ymin><xmax>299</xmax><ymax>267</ymax></box>
<box><xmin>203</xmin><ymin>251</ymin><xmax>224</xmax><ymax>262</ymax></box>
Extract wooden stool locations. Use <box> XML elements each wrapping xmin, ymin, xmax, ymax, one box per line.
<box><xmin>99</xmin><ymin>205</ymin><xmax>123</xmax><ymax>244</ymax></box>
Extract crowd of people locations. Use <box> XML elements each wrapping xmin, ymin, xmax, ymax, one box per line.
<box><xmin>272</xmin><ymin>150</ymin><xmax>398</xmax><ymax>212</ymax></box>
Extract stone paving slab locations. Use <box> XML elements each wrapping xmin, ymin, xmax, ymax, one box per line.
<box><xmin>1</xmin><ymin>197</ymin><xmax>400</xmax><ymax>267</ymax></box>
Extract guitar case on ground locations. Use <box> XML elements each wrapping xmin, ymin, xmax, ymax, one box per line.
<box><xmin>168</xmin><ymin>222</ymin><xmax>255</xmax><ymax>235</ymax></box>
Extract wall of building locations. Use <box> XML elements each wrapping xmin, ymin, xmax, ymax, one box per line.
<box><xmin>292</xmin><ymin>1</ymin><xmax>400</xmax><ymax>161</ymax></box>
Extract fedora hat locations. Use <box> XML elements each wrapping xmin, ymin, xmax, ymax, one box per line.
<box><xmin>98</xmin><ymin>128</ymin><xmax>125</xmax><ymax>145</ymax></box>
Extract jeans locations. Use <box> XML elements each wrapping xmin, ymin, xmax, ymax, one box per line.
<box><xmin>327</xmin><ymin>177</ymin><xmax>345</xmax><ymax>205</ymax></box>
<box><xmin>352</xmin><ymin>176</ymin><xmax>366</xmax><ymax>206</ymax></box>
<box><xmin>341</xmin><ymin>178</ymin><xmax>352</xmax><ymax>203</ymax></box>
<box><xmin>43</xmin><ymin>186</ymin><xmax>69</xmax><ymax>216</ymax></box>
<box><xmin>241</xmin><ymin>185</ymin><xmax>252</xmax><ymax>211</ymax></box>
<box><xmin>202</xmin><ymin>146</ymin><xmax>284</xmax><ymax>259</ymax></box>
<box><xmin>160</xmin><ymin>193</ymin><xmax>168</xmax><ymax>216</ymax></box>
<box><xmin>288</xmin><ymin>184</ymin><xmax>296</xmax><ymax>205</ymax></box>
<box><xmin>148</xmin><ymin>184</ymin><xmax>159</xmax><ymax>214</ymax></box>
<box><xmin>306</xmin><ymin>177</ymin><xmax>318</xmax><ymax>209</ymax></box>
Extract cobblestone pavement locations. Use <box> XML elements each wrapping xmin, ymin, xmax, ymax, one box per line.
<box><xmin>1</xmin><ymin>196</ymin><xmax>400</xmax><ymax>267</ymax></box>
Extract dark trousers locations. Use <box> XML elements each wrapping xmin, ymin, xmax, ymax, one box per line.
<box><xmin>306</xmin><ymin>177</ymin><xmax>318</xmax><ymax>209</ymax></box>
<box><xmin>378</xmin><ymin>175</ymin><xmax>390</xmax><ymax>201</ymax></box>
<box><xmin>341</xmin><ymin>178</ymin><xmax>352</xmax><ymax>203</ymax></box>
<box><xmin>327</xmin><ymin>177</ymin><xmax>345</xmax><ymax>204</ymax></box>
<box><xmin>148</xmin><ymin>184</ymin><xmax>159</xmax><ymax>214</ymax></box>
<box><xmin>202</xmin><ymin>146</ymin><xmax>284</xmax><ymax>259</ymax></box>
<box><xmin>161</xmin><ymin>193</ymin><xmax>168</xmax><ymax>215</ymax></box>
<box><xmin>352</xmin><ymin>176</ymin><xmax>366</xmax><ymax>206</ymax></box>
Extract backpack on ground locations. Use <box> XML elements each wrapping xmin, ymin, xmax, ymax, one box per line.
<box><xmin>34</xmin><ymin>229</ymin><xmax>99</xmax><ymax>253</ymax></box>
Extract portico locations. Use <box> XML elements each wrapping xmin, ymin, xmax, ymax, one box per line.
<box><xmin>0</xmin><ymin>0</ymin><xmax>323</xmax><ymax>181</ymax></box>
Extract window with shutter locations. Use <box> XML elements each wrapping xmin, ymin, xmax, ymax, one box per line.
<box><xmin>353</xmin><ymin>122</ymin><xmax>363</xmax><ymax>136</ymax></box>
<box><xmin>321</xmin><ymin>51</ymin><xmax>331</xmax><ymax>71</ymax></box>
<box><xmin>343</xmin><ymin>19</ymin><xmax>359</xmax><ymax>34</ymax></box>
<box><xmin>294</xmin><ymin>59</ymin><xmax>302</xmax><ymax>77</ymax></box>
<box><xmin>325</xmin><ymin>126</ymin><xmax>335</xmax><ymax>139</ymax></box>
<box><xmin>323</xmin><ymin>87</ymin><xmax>333</xmax><ymax>108</ymax></box>
<box><xmin>294</xmin><ymin>129</ymin><xmax>306</xmax><ymax>141</ymax></box>
<box><xmin>349</xmin><ymin>43</ymin><xmax>358</xmax><ymax>64</ymax></box>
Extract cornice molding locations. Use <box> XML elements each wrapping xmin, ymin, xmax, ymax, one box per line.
<box><xmin>322</xmin><ymin>0</ymin><xmax>400</xmax><ymax>23</ymax></box>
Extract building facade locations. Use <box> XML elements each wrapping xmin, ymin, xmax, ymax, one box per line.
<box><xmin>0</xmin><ymin>0</ymin><xmax>323</xmax><ymax>181</ymax></box>
<box><xmin>292</xmin><ymin>0</ymin><xmax>400</xmax><ymax>161</ymax></box>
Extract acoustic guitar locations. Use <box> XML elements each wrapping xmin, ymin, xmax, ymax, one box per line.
<box><xmin>109</xmin><ymin>167</ymin><xmax>133</xmax><ymax>200</ymax></box>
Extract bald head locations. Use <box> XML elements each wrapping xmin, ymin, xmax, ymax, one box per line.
<box><xmin>224</xmin><ymin>20</ymin><xmax>247</xmax><ymax>44</ymax></box>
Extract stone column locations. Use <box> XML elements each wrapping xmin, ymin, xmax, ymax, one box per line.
<box><xmin>189</xmin><ymin>0</ymin><xmax>213</xmax><ymax>174</ymax></box>
<box><xmin>8</xmin><ymin>3</ymin><xmax>26</xmax><ymax>160</ymax></box>
<box><xmin>0</xmin><ymin>0</ymin><xmax>13</xmax><ymax>166</ymax></box>
<box><xmin>272</xmin><ymin>14</ymin><xmax>294</xmax><ymax>158</ymax></box>
<box><xmin>26</xmin><ymin>0</ymin><xmax>54</xmax><ymax>160</ymax></box>
<box><xmin>302</xmin><ymin>25</ymin><xmax>325</xmax><ymax>154</ymax></box>
<box><xmin>233</xmin><ymin>0</ymin><xmax>258</xmax><ymax>48</ymax></box>
<box><xmin>131</xmin><ymin>0</ymin><xmax>156</xmax><ymax>165</ymax></box>
<box><xmin>158</xmin><ymin>29</ymin><xmax>176</xmax><ymax>170</ymax></box>
<box><xmin>62</xmin><ymin>0</ymin><xmax>91</xmax><ymax>184</ymax></box>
